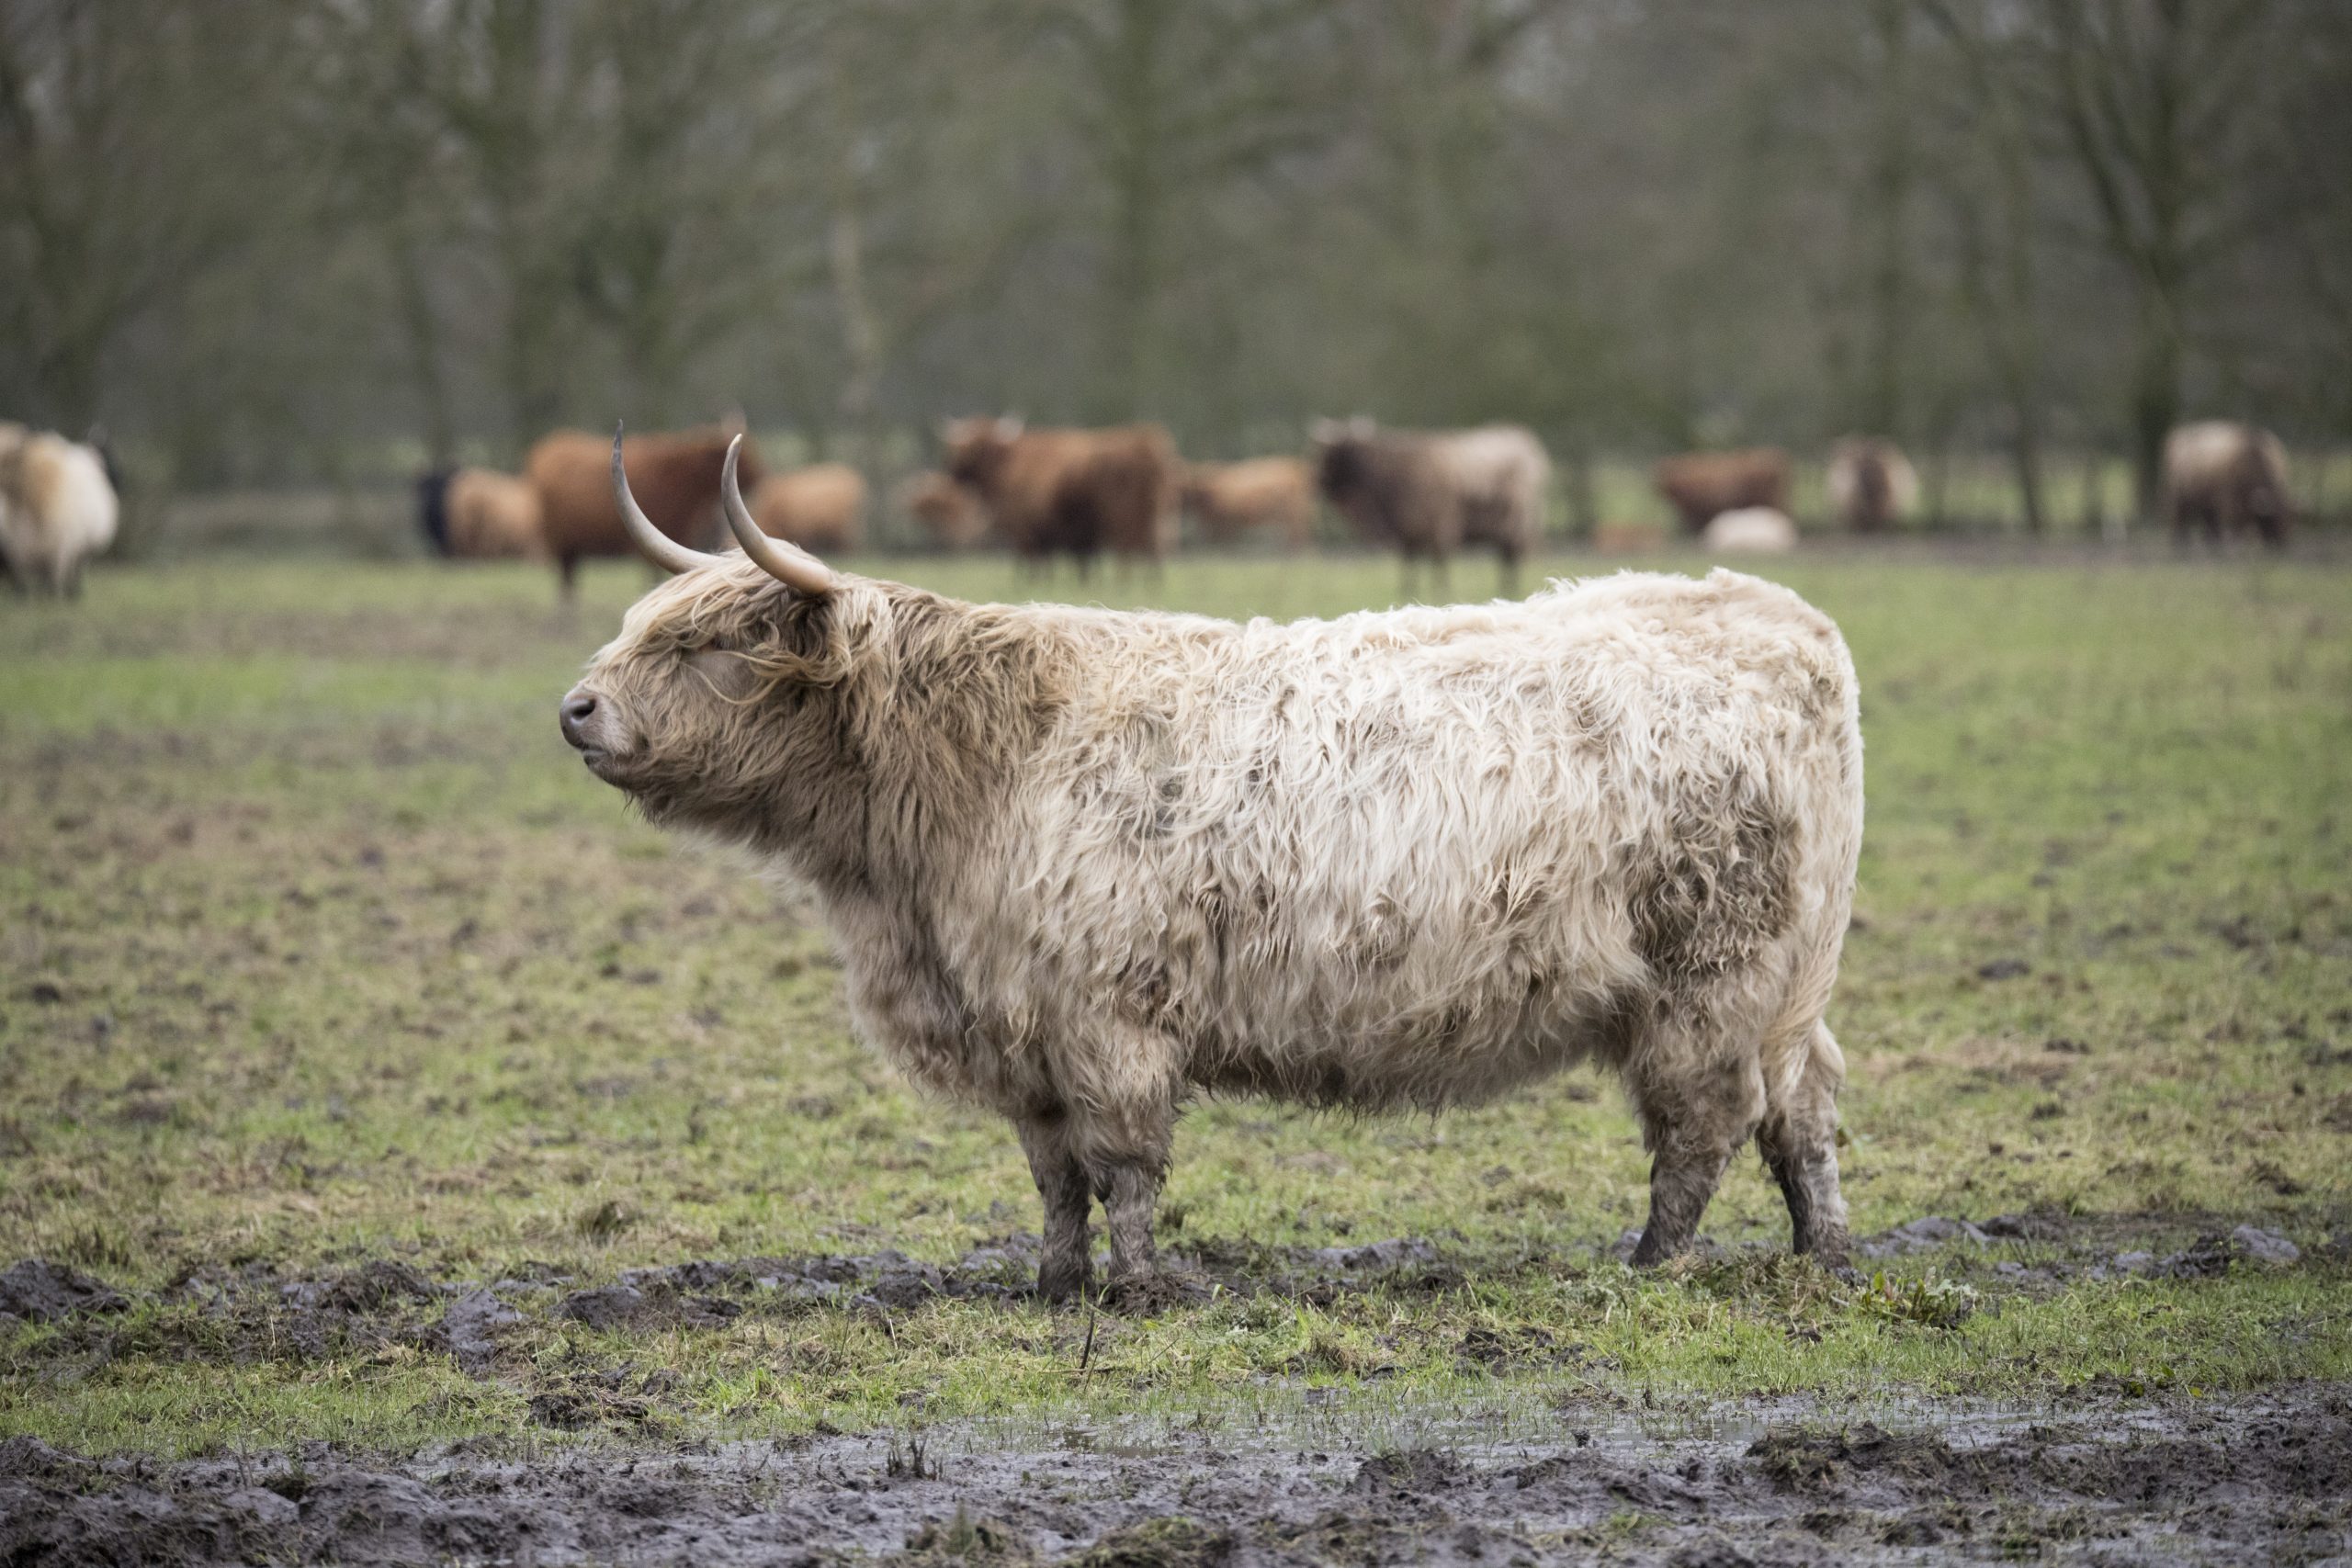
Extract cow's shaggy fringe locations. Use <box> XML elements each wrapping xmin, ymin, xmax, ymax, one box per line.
<box><xmin>573</xmin><ymin>562</ymin><xmax>1864</xmax><ymax>1301</ymax></box>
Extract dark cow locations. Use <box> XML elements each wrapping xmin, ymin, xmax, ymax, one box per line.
<box><xmin>1654</xmin><ymin>448</ymin><xmax>1792</xmax><ymax>536</ymax></box>
<box><xmin>938</xmin><ymin>418</ymin><xmax>1180</xmax><ymax>573</ymax></box>
<box><xmin>2163</xmin><ymin>423</ymin><xmax>2291</xmax><ymax>549</ymax></box>
<box><xmin>1312</xmin><ymin>420</ymin><xmax>1548</xmax><ymax>598</ymax></box>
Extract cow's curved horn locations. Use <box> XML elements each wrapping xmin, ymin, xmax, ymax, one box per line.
<box><xmin>613</xmin><ymin>423</ymin><xmax>721</xmax><ymax>575</ymax></box>
<box><xmin>720</xmin><ymin>435</ymin><xmax>835</xmax><ymax>597</ymax></box>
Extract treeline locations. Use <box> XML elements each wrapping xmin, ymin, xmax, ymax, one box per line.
<box><xmin>1</xmin><ymin>0</ymin><xmax>2346</xmax><ymax>528</ymax></box>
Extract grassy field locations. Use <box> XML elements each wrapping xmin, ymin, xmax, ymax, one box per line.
<box><xmin>2</xmin><ymin>549</ymin><xmax>2348</xmax><ymax>1465</ymax></box>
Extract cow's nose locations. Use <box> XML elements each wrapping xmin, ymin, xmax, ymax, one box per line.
<box><xmin>560</xmin><ymin>689</ymin><xmax>598</xmax><ymax>749</ymax></box>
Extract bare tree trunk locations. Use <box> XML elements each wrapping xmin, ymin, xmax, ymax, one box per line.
<box><xmin>1095</xmin><ymin>0</ymin><xmax>1170</xmax><ymax>420</ymax></box>
<box><xmin>1860</xmin><ymin>0</ymin><xmax>1915</xmax><ymax>439</ymax></box>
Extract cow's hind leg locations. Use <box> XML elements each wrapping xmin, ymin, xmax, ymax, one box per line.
<box><xmin>1628</xmin><ymin>1049</ymin><xmax>1766</xmax><ymax>1267</ymax></box>
<box><xmin>1758</xmin><ymin>1021</ymin><xmax>1851</xmax><ymax>1270</ymax></box>
<box><xmin>1017</xmin><ymin>1115</ymin><xmax>1093</xmax><ymax>1303</ymax></box>
<box><xmin>1070</xmin><ymin>1111</ymin><xmax>1177</xmax><ymax>1309</ymax></box>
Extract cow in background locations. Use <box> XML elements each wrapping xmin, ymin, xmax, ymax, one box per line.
<box><xmin>418</xmin><ymin>467</ymin><xmax>545</xmax><ymax>560</ymax></box>
<box><xmin>898</xmin><ymin>471</ymin><xmax>989</xmax><ymax>549</ymax></box>
<box><xmin>1654</xmin><ymin>448</ymin><xmax>1792</xmax><ymax>536</ymax></box>
<box><xmin>2162</xmin><ymin>423</ymin><xmax>2290</xmax><ymax>548</ymax></box>
<box><xmin>527</xmin><ymin>423</ymin><xmax>761</xmax><ymax>602</ymax></box>
<box><xmin>1181</xmin><ymin>457</ymin><xmax>1317</xmax><ymax>550</ymax></box>
<box><xmin>1826</xmin><ymin>438</ymin><xmax>1918</xmax><ymax>533</ymax></box>
<box><xmin>752</xmin><ymin>463</ymin><xmax>867</xmax><ymax>554</ymax></box>
<box><xmin>939</xmin><ymin>418</ymin><xmax>1180</xmax><ymax>574</ymax></box>
<box><xmin>0</xmin><ymin>424</ymin><xmax>118</xmax><ymax>597</ymax></box>
<box><xmin>1702</xmin><ymin>507</ymin><xmax>1799</xmax><ymax>554</ymax></box>
<box><xmin>1312</xmin><ymin>420</ymin><xmax>1549</xmax><ymax>598</ymax></box>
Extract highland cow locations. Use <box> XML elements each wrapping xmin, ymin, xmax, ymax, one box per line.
<box><xmin>1311</xmin><ymin>420</ymin><xmax>1549</xmax><ymax>596</ymax></box>
<box><xmin>527</xmin><ymin>423</ymin><xmax>762</xmax><ymax>601</ymax></box>
<box><xmin>751</xmin><ymin>462</ymin><xmax>867</xmax><ymax>555</ymax></box>
<box><xmin>1181</xmin><ymin>457</ymin><xmax>1317</xmax><ymax>550</ymax></box>
<box><xmin>1825</xmin><ymin>438</ymin><xmax>1918</xmax><ymax>534</ymax></box>
<box><xmin>560</xmin><ymin>432</ymin><xmax>1866</xmax><ymax>1305</ymax></box>
<box><xmin>938</xmin><ymin>418</ymin><xmax>1180</xmax><ymax>571</ymax></box>
<box><xmin>1654</xmin><ymin>448</ymin><xmax>1792</xmax><ymax>536</ymax></box>
<box><xmin>2162</xmin><ymin>422</ymin><xmax>2290</xmax><ymax>548</ymax></box>
<box><xmin>0</xmin><ymin>425</ymin><xmax>118</xmax><ymax>597</ymax></box>
<box><xmin>418</xmin><ymin>467</ymin><xmax>545</xmax><ymax>560</ymax></box>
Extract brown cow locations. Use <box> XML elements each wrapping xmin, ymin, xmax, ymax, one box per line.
<box><xmin>526</xmin><ymin>423</ymin><xmax>763</xmax><ymax>601</ymax></box>
<box><xmin>417</xmin><ymin>467</ymin><xmax>544</xmax><ymax>560</ymax></box>
<box><xmin>1181</xmin><ymin>457</ymin><xmax>1317</xmax><ymax>550</ymax></box>
<box><xmin>897</xmin><ymin>471</ymin><xmax>989</xmax><ymax>549</ymax></box>
<box><xmin>1825</xmin><ymin>438</ymin><xmax>1918</xmax><ymax>534</ymax></box>
<box><xmin>1311</xmin><ymin>420</ymin><xmax>1549</xmax><ymax>598</ymax></box>
<box><xmin>2162</xmin><ymin>422</ymin><xmax>2290</xmax><ymax>548</ymax></box>
<box><xmin>751</xmin><ymin>462</ymin><xmax>867</xmax><ymax>554</ymax></box>
<box><xmin>939</xmin><ymin>418</ymin><xmax>1180</xmax><ymax>572</ymax></box>
<box><xmin>1654</xmin><ymin>448</ymin><xmax>1792</xmax><ymax>536</ymax></box>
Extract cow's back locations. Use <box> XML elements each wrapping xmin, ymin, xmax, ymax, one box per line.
<box><xmin>962</xmin><ymin>570</ymin><xmax>1860</xmax><ymax>1109</ymax></box>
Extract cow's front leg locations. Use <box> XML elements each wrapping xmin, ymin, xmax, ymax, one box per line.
<box><xmin>1017</xmin><ymin>1115</ymin><xmax>1092</xmax><ymax>1304</ymax></box>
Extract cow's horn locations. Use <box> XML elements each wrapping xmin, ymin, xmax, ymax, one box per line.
<box><xmin>613</xmin><ymin>423</ymin><xmax>721</xmax><ymax>575</ymax></box>
<box><xmin>720</xmin><ymin>435</ymin><xmax>835</xmax><ymax>597</ymax></box>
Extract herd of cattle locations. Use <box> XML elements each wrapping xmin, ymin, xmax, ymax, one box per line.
<box><xmin>0</xmin><ymin>412</ymin><xmax>2307</xmax><ymax>601</ymax></box>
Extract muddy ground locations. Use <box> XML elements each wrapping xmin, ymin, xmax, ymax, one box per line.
<box><xmin>4</xmin><ymin>1214</ymin><xmax>2346</xmax><ymax>1565</ymax></box>
<box><xmin>4</xmin><ymin>1383</ymin><xmax>2346</xmax><ymax>1565</ymax></box>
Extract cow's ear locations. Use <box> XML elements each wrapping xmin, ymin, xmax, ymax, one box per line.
<box><xmin>997</xmin><ymin>414</ymin><xmax>1024</xmax><ymax>441</ymax></box>
<box><xmin>1350</xmin><ymin>415</ymin><xmax>1375</xmax><ymax>438</ymax></box>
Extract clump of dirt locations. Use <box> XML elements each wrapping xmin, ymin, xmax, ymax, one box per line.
<box><xmin>1749</xmin><ymin>1422</ymin><xmax>1978</xmax><ymax>1493</ymax></box>
<box><xmin>0</xmin><ymin>1258</ymin><xmax>128</xmax><ymax>1325</ymax></box>
<box><xmin>0</xmin><ymin>1388</ymin><xmax>2346</xmax><ymax>1566</ymax></box>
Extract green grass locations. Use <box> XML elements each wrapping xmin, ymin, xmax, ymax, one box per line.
<box><xmin>2</xmin><ymin>550</ymin><xmax>2348</xmax><ymax>1457</ymax></box>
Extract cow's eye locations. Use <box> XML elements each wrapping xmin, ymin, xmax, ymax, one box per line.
<box><xmin>686</xmin><ymin>647</ymin><xmax>761</xmax><ymax>697</ymax></box>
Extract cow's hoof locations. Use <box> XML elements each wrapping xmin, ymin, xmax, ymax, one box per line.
<box><xmin>1100</xmin><ymin>1269</ymin><xmax>1207</xmax><ymax>1314</ymax></box>
<box><xmin>1035</xmin><ymin>1264</ymin><xmax>1091</xmax><ymax>1306</ymax></box>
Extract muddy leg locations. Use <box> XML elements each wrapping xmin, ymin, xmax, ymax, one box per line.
<box><xmin>1099</xmin><ymin>1164</ymin><xmax>1163</xmax><ymax>1297</ymax></box>
<box><xmin>1628</xmin><ymin>1055</ymin><xmax>1764</xmax><ymax>1267</ymax></box>
<box><xmin>1758</xmin><ymin>1022</ymin><xmax>1851</xmax><ymax>1269</ymax></box>
<box><xmin>1017</xmin><ymin>1116</ymin><xmax>1092</xmax><ymax>1303</ymax></box>
<box><xmin>1072</xmin><ymin>1108</ymin><xmax>1173</xmax><ymax>1305</ymax></box>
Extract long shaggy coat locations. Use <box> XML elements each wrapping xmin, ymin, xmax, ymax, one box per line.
<box><xmin>0</xmin><ymin>427</ymin><xmax>118</xmax><ymax>596</ymax></box>
<box><xmin>568</xmin><ymin>558</ymin><xmax>1864</xmax><ymax>1301</ymax></box>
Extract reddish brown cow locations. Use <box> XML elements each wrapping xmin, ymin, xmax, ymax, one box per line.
<box><xmin>526</xmin><ymin>423</ymin><xmax>763</xmax><ymax>601</ymax></box>
<box><xmin>897</xmin><ymin>471</ymin><xmax>989</xmax><ymax>549</ymax></box>
<box><xmin>1654</xmin><ymin>448</ymin><xmax>1792</xmax><ymax>535</ymax></box>
<box><xmin>751</xmin><ymin>462</ymin><xmax>867</xmax><ymax>554</ymax></box>
<box><xmin>939</xmin><ymin>418</ymin><xmax>1180</xmax><ymax>571</ymax></box>
<box><xmin>1181</xmin><ymin>457</ymin><xmax>1317</xmax><ymax>550</ymax></box>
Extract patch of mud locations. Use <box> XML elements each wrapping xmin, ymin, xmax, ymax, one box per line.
<box><xmin>0</xmin><ymin>1259</ymin><xmax>128</xmax><ymax>1326</ymax></box>
<box><xmin>1855</xmin><ymin>1212</ymin><xmax>2314</xmax><ymax>1289</ymax></box>
<box><xmin>2</xmin><ymin>1388</ymin><xmax>2345</xmax><ymax>1565</ymax></box>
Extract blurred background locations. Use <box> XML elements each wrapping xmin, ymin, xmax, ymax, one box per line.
<box><xmin>0</xmin><ymin>0</ymin><xmax>2346</xmax><ymax>557</ymax></box>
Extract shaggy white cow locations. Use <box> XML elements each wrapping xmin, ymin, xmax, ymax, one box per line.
<box><xmin>561</xmin><ymin>435</ymin><xmax>1864</xmax><ymax>1303</ymax></box>
<box><xmin>0</xmin><ymin>427</ymin><xmax>119</xmax><ymax>597</ymax></box>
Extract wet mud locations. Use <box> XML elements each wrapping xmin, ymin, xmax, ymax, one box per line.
<box><xmin>3</xmin><ymin>1386</ymin><xmax>2346</xmax><ymax>1565</ymax></box>
<box><xmin>4</xmin><ymin>1214</ymin><xmax>2344</xmax><ymax>1563</ymax></box>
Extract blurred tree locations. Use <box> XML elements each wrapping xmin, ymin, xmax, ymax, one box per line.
<box><xmin>2032</xmin><ymin>0</ymin><xmax>2288</xmax><ymax>522</ymax></box>
<box><xmin>0</xmin><ymin>1</ymin><xmax>282</xmax><ymax>430</ymax></box>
